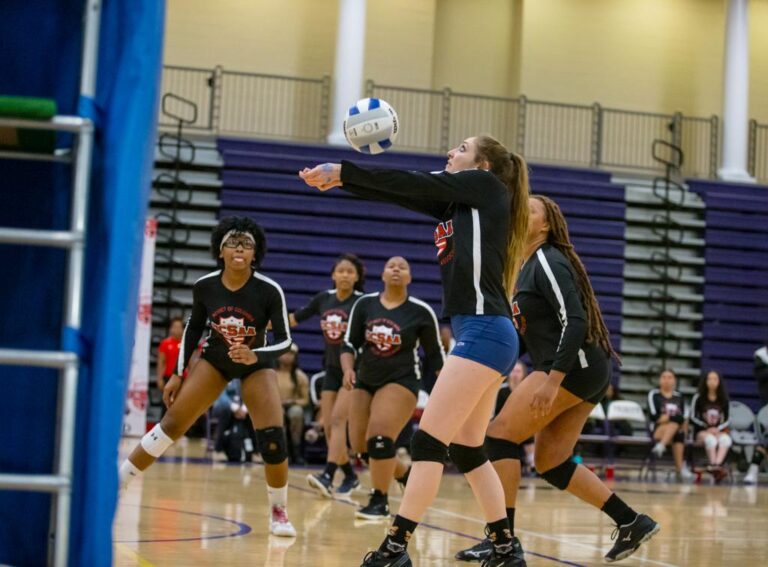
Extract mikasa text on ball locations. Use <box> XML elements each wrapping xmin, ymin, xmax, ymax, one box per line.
<box><xmin>343</xmin><ymin>98</ymin><xmax>399</xmax><ymax>155</ymax></box>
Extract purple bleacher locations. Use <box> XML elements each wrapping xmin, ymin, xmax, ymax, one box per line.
<box><xmin>219</xmin><ymin>137</ymin><xmax>626</xmax><ymax>377</ymax></box>
<box><xmin>688</xmin><ymin>179</ymin><xmax>768</xmax><ymax>410</ymax></box>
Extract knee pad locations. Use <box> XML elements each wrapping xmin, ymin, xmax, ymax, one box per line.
<box><xmin>703</xmin><ymin>434</ymin><xmax>718</xmax><ymax>450</ymax></box>
<box><xmin>449</xmin><ymin>443</ymin><xmax>488</xmax><ymax>474</ymax></box>
<box><xmin>286</xmin><ymin>405</ymin><xmax>304</xmax><ymax>420</ymax></box>
<box><xmin>256</xmin><ymin>427</ymin><xmax>288</xmax><ymax>464</ymax></box>
<box><xmin>718</xmin><ymin>434</ymin><xmax>733</xmax><ymax>450</ymax></box>
<box><xmin>539</xmin><ymin>457</ymin><xmax>577</xmax><ymax>490</ymax></box>
<box><xmin>141</xmin><ymin>424</ymin><xmax>174</xmax><ymax>458</ymax></box>
<box><xmin>673</xmin><ymin>430</ymin><xmax>685</xmax><ymax>443</ymax></box>
<box><xmin>367</xmin><ymin>436</ymin><xmax>396</xmax><ymax>460</ymax></box>
<box><xmin>410</xmin><ymin>429</ymin><xmax>448</xmax><ymax>464</ymax></box>
<box><xmin>754</xmin><ymin>449</ymin><xmax>766</xmax><ymax>466</ymax></box>
<box><xmin>485</xmin><ymin>436</ymin><xmax>522</xmax><ymax>462</ymax></box>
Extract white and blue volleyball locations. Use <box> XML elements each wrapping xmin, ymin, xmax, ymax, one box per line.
<box><xmin>343</xmin><ymin>98</ymin><xmax>399</xmax><ymax>155</ymax></box>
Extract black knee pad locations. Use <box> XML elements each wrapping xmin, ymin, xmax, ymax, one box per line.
<box><xmin>673</xmin><ymin>431</ymin><xmax>685</xmax><ymax>444</ymax></box>
<box><xmin>539</xmin><ymin>458</ymin><xmax>577</xmax><ymax>490</ymax></box>
<box><xmin>256</xmin><ymin>427</ymin><xmax>288</xmax><ymax>464</ymax></box>
<box><xmin>485</xmin><ymin>436</ymin><xmax>522</xmax><ymax>462</ymax></box>
<box><xmin>367</xmin><ymin>436</ymin><xmax>396</xmax><ymax>460</ymax></box>
<box><xmin>410</xmin><ymin>429</ymin><xmax>448</xmax><ymax>464</ymax></box>
<box><xmin>449</xmin><ymin>443</ymin><xmax>488</xmax><ymax>474</ymax></box>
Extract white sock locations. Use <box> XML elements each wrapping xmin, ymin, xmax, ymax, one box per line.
<box><xmin>119</xmin><ymin>460</ymin><xmax>142</xmax><ymax>489</ymax></box>
<box><xmin>268</xmin><ymin>484</ymin><xmax>288</xmax><ymax>508</ymax></box>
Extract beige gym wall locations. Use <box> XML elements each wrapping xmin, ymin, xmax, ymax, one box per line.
<box><xmin>750</xmin><ymin>0</ymin><xmax>768</xmax><ymax>122</ymax></box>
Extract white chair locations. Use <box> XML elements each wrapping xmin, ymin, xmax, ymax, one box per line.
<box><xmin>607</xmin><ymin>400</ymin><xmax>652</xmax><ymax>445</ymax></box>
<box><xmin>309</xmin><ymin>371</ymin><xmax>325</xmax><ymax>408</ymax></box>
<box><xmin>579</xmin><ymin>403</ymin><xmax>609</xmax><ymax>444</ymax></box>
<box><xmin>729</xmin><ymin>401</ymin><xmax>759</xmax><ymax>447</ymax></box>
<box><xmin>756</xmin><ymin>404</ymin><xmax>768</xmax><ymax>443</ymax></box>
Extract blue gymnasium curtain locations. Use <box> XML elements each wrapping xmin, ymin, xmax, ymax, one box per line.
<box><xmin>0</xmin><ymin>1</ymin><xmax>165</xmax><ymax>565</ymax></box>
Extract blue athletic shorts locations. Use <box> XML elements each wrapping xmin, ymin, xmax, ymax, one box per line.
<box><xmin>450</xmin><ymin>315</ymin><xmax>519</xmax><ymax>376</ymax></box>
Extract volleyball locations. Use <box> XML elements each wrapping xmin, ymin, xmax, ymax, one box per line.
<box><xmin>343</xmin><ymin>98</ymin><xmax>399</xmax><ymax>155</ymax></box>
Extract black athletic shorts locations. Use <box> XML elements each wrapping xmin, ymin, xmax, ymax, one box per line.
<box><xmin>322</xmin><ymin>366</ymin><xmax>344</xmax><ymax>392</ymax></box>
<box><xmin>558</xmin><ymin>346</ymin><xmax>610</xmax><ymax>405</ymax></box>
<box><xmin>354</xmin><ymin>375</ymin><xmax>420</xmax><ymax>398</ymax></box>
<box><xmin>201</xmin><ymin>350</ymin><xmax>275</xmax><ymax>382</ymax></box>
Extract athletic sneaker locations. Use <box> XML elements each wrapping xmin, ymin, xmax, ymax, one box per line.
<box><xmin>307</xmin><ymin>472</ymin><xmax>334</xmax><ymax>498</ymax></box>
<box><xmin>479</xmin><ymin>547</ymin><xmax>527</xmax><ymax>567</ymax></box>
<box><xmin>457</xmin><ymin>533</ymin><xmax>525</xmax><ymax>564</ymax></box>
<box><xmin>360</xmin><ymin>550</ymin><xmax>412</xmax><ymax>566</ymax></box>
<box><xmin>356</xmin><ymin>491</ymin><xmax>390</xmax><ymax>520</ymax></box>
<box><xmin>269</xmin><ymin>505</ymin><xmax>297</xmax><ymax>537</ymax></box>
<box><xmin>605</xmin><ymin>513</ymin><xmax>660</xmax><ymax>562</ymax></box>
<box><xmin>335</xmin><ymin>474</ymin><xmax>360</xmax><ymax>497</ymax></box>
<box><xmin>651</xmin><ymin>442</ymin><xmax>666</xmax><ymax>458</ymax></box>
<box><xmin>743</xmin><ymin>463</ymin><xmax>759</xmax><ymax>484</ymax></box>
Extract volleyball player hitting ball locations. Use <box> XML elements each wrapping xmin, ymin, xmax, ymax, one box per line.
<box><xmin>300</xmin><ymin>135</ymin><xmax>529</xmax><ymax>567</ymax></box>
<box><xmin>290</xmin><ymin>254</ymin><xmax>366</xmax><ymax>497</ymax></box>
<box><xmin>342</xmin><ymin>256</ymin><xmax>444</xmax><ymax>520</ymax></box>
<box><xmin>456</xmin><ymin>195</ymin><xmax>659</xmax><ymax>563</ymax></box>
<box><xmin>118</xmin><ymin>217</ymin><xmax>297</xmax><ymax>537</ymax></box>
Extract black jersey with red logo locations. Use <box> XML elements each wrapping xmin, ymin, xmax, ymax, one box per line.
<box><xmin>690</xmin><ymin>394</ymin><xmax>730</xmax><ymax>432</ymax></box>
<box><xmin>342</xmin><ymin>293</ymin><xmax>445</xmax><ymax>387</ymax></box>
<box><xmin>339</xmin><ymin>161</ymin><xmax>512</xmax><ymax>318</ymax></box>
<box><xmin>178</xmin><ymin>270</ymin><xmax>292</xmax><ymax>374</ymax></box>
<box><xmin>647</xmin><ymin>389</ymin><xmax>686</xmax><ymax>426</ymax></box>
<box><xmin>512</xmin><ymin>243</ymin><xmax>607</xmax><ymax>375</ymax></box>
<box><xmin>294</xmin><ymin>289</ymin><xmax>363</xmax><ymax>369</ymax></box>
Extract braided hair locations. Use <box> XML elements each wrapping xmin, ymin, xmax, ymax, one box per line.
<box><xmin>533</xmin><ymin>194</ymin><xmax>620</xmax><ymax>363</ymax></box>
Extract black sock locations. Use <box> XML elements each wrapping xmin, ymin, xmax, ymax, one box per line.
<box><xmin>506</xmin><ymin>507</ymin><xmax>516</xmax><ymax>536</ymax></box>
<box><xmin>372</xmin><ymin>488</ymin><xmax>388</xmax><ymax>501</ymax></box>
<box><xmin>322</xmin><ymin>462</ymin><xmax>338</xmax><ymax>478</ymax></box>
<box><xmin>340</xmin><ymin>461</ymin><xmax>355</xmax><ymax>478</ymax></box>
<box><xmin>487</xmin><ymin>517</ymin><xmax>513</xmax><ymax>556</ymax></box>
<box><xmin>379</xmin><ymin>515</ymin><xmax>418</xmax><ymax>556</ymax></box>
<box><xmin>601</xmin><ymin>493</ymin><xmax>637</xmax><ymax>526</ymax></box>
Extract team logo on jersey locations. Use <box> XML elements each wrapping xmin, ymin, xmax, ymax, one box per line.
<box><xmin>705</xmin><ymin>407</ymin><xmax>722</xmax><ymax>426</ymax></box>
<box><xmin>211</xmin><ymin>315</ymin><xmax>257</xmax><ymax>346</ymax></box>
<box><xmin>365</xmin><ymin>318</ymin><xmax>403</xmax><ymax>357</ymax></box>
<box><xmin>511</xmin><ymin>301</ymin><xmax>526</xmax><ymax>334</ymax></box>
<box><xmin>320</xmin><ymin>309</ymin><xmax>348</xmax><ymax>344</ymax></box>
<box><xmin>664</xmin><ymin>402</ymin><xmax>681</xmax><ymax>417</ymax></box>
<box><xmin>434</xmin><ymin>220</ymin><xmax>455</xmax><ymax>264</ymax></box>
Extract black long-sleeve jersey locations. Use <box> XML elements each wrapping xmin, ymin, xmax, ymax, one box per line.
<box><xmin>689</xmin><ymin>394</ymin><xmax>730</xmax><ymax>431</ymax></box>
<box><xmin>294</xmin><ymin>289</ymin><xmax>363</xmax><ymax>369</ymax></box>
<box><xmin>342</xmin><ymin>293</ymin><xmax>445</xmax><ymax>387</ymax></box>
<box><xmin>178</xmin><ymin>270</ymin><xmax>292</xmax><ymax>374</ymax></box>
<box><xmin>647</xmin><ymin>389</ymin><xmax>686</xmax><ymax>425</ymax></box>
<box><xmin>511</xmin><ymin>243</ymin><xmax>605</xmax><ymax>374</ymax></box>
<box><xmin>339</xmin><ymin>161</ymin><xmax>512</xmax><ymax>318</ymax></box>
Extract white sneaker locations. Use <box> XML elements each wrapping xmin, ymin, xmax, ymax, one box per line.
<box><xmin>652</xmin><ymin>442</ymin><xmax>666</xmax><ymax>458</ymax></box>
<box><xmin>269</xmin><ymin>505</ymin><xmax>297</xmax><ymax>537</ymax></box>
<box><xmin>679</xmin><ymin>466</ymin><xmax>694</xmax><ymax>481</ymax></box>
<box><xmin>743</xmin><ymin>464</ymin><xmax>759</xmax><ymax>485</ymax></box>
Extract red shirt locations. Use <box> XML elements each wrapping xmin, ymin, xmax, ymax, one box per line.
<box><xmin>159</xmin><ymin>337</ymin><xmax>181</xmax><ymax>377</ymax></box>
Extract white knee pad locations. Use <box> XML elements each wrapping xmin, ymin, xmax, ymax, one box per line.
<box><xmin>141</xmin><ymin>424</ymin><xmax>174</xmax><ymax>457</ymax></box>
<box><xmin>718</xmin><ymin>433</ymin><xmax>733</xmax><ymax>450</ymax></box>
<box><xmin>703</xmin><ymin>434</ymin><xmax>718</xmax><ymax>450</ymax></box>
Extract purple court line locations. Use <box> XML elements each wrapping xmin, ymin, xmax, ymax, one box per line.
<box><xmin>289</xmin><ymin>482</ymin><xmax>585</xmax><ymax>567</ymax></box>
<box><xmin>113</xmin><ymin>504</ymin><xmax>252</xmax><ymax>544</ymax></box>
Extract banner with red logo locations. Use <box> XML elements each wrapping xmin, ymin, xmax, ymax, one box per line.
<box><xmin>123</xmin><ymin>218</ymin><xmax>157</xmax><ymax>436</ymax></box>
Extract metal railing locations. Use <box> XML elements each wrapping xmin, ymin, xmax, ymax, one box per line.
<box><xmin>158</xmin><ymin>66</ymin><xmax>768</xmax><ymax>181</ymax></box>
<box><xmin>160</xmin><ymin>65</ymin><xmax>331</xmax><ymax>141</ymax></box>
<box><xmin>749</xmin><ymin>120</ymin><xmax>768</xmax><ymax>182</ymax></box>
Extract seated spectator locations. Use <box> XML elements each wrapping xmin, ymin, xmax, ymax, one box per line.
<box><xmin>755</xmin><ymin>340</ymin><xmax>768</xmax><ymax>406</ymax></box>
<box><xmin>212</xmin><ymin>379</ymin><xmax>257</xmax><ymax>462</ymax></box>
<box><xmin>690</xmin><ymin>370</ymin><xmax>731</xmax><ymax>480</ymax></box>
<box><xmin>276</xmin><ymin>344</ymin><xmax>310</xmax><ymax>464</ymax></box>
<box><xmin>648</xmin><ymin>369</ymin><xmax>692</xmax><ymax>480</ymax></box>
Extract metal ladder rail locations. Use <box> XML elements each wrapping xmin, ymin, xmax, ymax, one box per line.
<box><xmin>0</xmin><ymin>114</ymin><xmax>94</xmax><ymax>567</ymax></box>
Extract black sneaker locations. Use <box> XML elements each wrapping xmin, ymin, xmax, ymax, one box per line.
<box><xmin>356</xmin><ymin>491</ymin><xmax>390</xmax><ymax>520</ymax></box>
<box><xmin>360</xmin><ymin>550</ymin><xmax>412</xmax><ymax>566</ymax></box>
<box><xmin>456</xmin><ymin>528</ymin><xmax>525</xmax><ymax>563</ymax></box>
<box><xmin>480</xmin><ymin>545</ymin><xmax>527</xmax><ymax>567</ymax></box>
<box><xmin>605</xmin><ymin>514</ymin><xmax>660</xmax><ymax>562</ymax></box>
<box><xmin>335</xmin><ymin>474</ymin><xmax>360</xmax><ymax>498</ymax></box>
<box><xmin>306</xmin><ymin>472</ymin><xmax>334</xmax><ymax>498</ymax></box>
